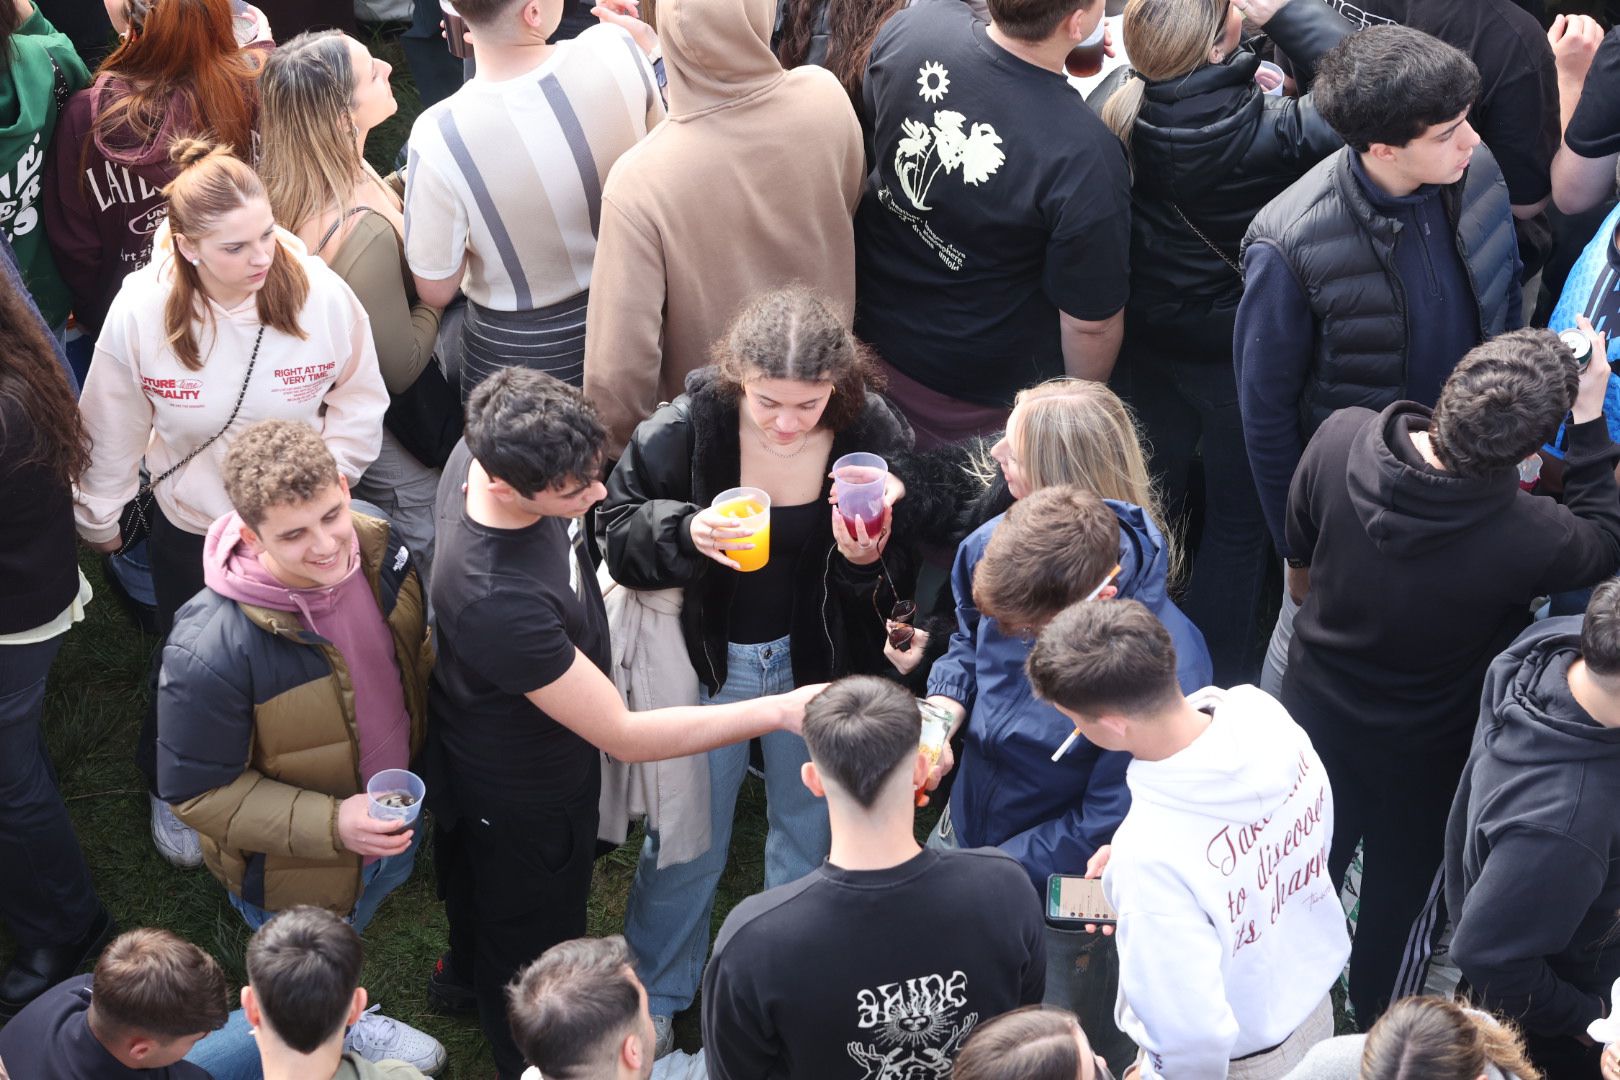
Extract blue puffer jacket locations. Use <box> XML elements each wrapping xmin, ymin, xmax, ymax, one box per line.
<box><xmin>928</xmin><ymin>499</ymin><xmax>1213</xmax><ymax>893</ymax></box>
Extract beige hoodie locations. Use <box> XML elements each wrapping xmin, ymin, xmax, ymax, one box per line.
<box><xmin>581</xmin><ymin>0</ymin><xmax>864</xmax><ymax>456</ymax></box>
<box><xmin>75</xmin><ymin>226</ymin><xmax>388</xmax><ymax>542</ymax></box>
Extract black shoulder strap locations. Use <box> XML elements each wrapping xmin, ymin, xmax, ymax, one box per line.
<box><xmin>315</xmin><ymin>205</ymin><xmax>372</xmax><ymax>255</ymax></box>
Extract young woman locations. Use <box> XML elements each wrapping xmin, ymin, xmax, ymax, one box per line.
<box><xmin>0</xmin><ymin>0</ymin><xmax>89</xmax><ymax>332</ymax></box>
<box><xmin>774</xmin><ymin>0</ymin><xmax>904</xmax><ymax>137</ymax></box>
<box><xmin>43</xmin><ymin>0</ymin><xmax>265</xmax><ymax>339</ymax></box>
<box><xmin>259</xmin><ymin>30</ymin><xmax>450</xmax><ymax>574</ymax></box>
<box><xmin>1094</xmin><ymin>0</ymin><xmax>1352</xmax><ymax>684</ymax></box>
<box><xmin>0</xmin><ymin>244</ymin><xmax>111</xmax><ymax>1020</ymax></box>
<box><xmin>74</xmin><ymin>140</ymin><xmax>387</xmax><ymax>864</ymax></box>
<box><xmin>1288</xmin><ymin>996</ymin><xmax>1541</xmax><ymax>1080</ymax></box>
<box><xmin>599</xmin><ymin>286</ymin><xmax>919</xmax><ymax>1050</ymax></box>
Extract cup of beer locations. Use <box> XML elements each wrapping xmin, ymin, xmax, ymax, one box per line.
<box><xmin>917</xmin><ymin>699</ymin><xmax>954</xmax><ymax>807</ymax></box>
<box><xmin>367</xmin><ymin>768</ymin><xmax>426</xmax><ymax>827</ymax></box>
<box><xmin>832</xmin><ymin>453</ymin><xmax>888</xmax><ymax>540</ymax></box>
<box><xmin>712</xmin><ymin>487</ymin><xmax>771</xmax><ymax>572</ymax></box>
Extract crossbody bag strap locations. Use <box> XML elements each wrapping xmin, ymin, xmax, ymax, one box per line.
<box><xmin>1170</xmin><ymin>201</ymin><xmax>1245</xmax><ymax>278</ymax></box>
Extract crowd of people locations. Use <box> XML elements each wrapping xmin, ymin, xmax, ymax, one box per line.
<box><xmin>6</xmin><ymin>0</ymin><xmax>1620</xmax><ymax>1076</ymax></box>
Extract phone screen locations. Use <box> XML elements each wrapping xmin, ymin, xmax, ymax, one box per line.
<box><xmin>1046</xmin><ymin>874</ymin><xmax>1117</xmax><ymax>924</ymax></box>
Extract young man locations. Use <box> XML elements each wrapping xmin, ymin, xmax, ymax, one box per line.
<box><xmin>1237</xmin><ymin>25</ymin><xmax>1521</xmax><ymax>693</ymax></box>
<box><xmin>0</xmin><ymin>929</ymin><xmax>228</xmax><ymax>1080</ymax></box>
<box><xmin>1445</xmin><ymin>580</ymin><xmax>1620</xmax><ymax>1078</ymax></box>
<box><xmin>154</xmin><ymin>419</ymin><xmax>444</xmax><ymax>1072</ymax></box>
<box><xmin>582</xmin><ymin>0</ymin><xmax>865</xmax><ymax>456</ymax></box>
<box><xmin>852</xmin><ymin>0</ymin><xmax>1130</xmax><ymax>448</ymax></box>
<box><xmin>1282</xmin><ymin>323</ymin><xmax>1620</xmax><ymax>1027</ymax></box>
<box><xmin>243</xmin><ymin>906</ymin><xmax>426</xmax><ymax>1080</ymax></box>
<box><xmin>1028</xmin><ymin>600</ymin><xmax>1350</xmax><ymax>1079</ymax></box>
<box><xmin>404</xmin><ymin>0</ymin><xmax>663</xmax><ymax>397</ymax></box>
<box><xmin>702</xmin><ymin>676</ymin><xmax>1046</xmax><ymax>1080</ymax></box>
<box><xmin>427</xmin><ymin>367</ymin><xmax>815</xmax><ymax>1078</ymax></box>
<box><xmin>924</xmin><ymin>485</ymin><xmax>1211</xmax><ymax>1067</ymax></box>
<box><xmin>505</xmin><ymin>936</ymin><xmax>656</xmax><ymax>1080</ymax></box>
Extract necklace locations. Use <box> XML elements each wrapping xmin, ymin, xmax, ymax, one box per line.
<box><xmin>750</xmin><ymin>421</ymin><xmax>811</xmax><ymax>459</ymax></box>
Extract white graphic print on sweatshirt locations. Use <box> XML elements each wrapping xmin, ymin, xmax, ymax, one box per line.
<box><xmin>846</xmin><ymin>969</ymin><xmax>978</xmax><ymax>1079</ymax></box>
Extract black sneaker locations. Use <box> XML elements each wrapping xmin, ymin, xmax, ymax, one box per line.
<box><xmin>425</xmin><ymin>951</ymin><xmax>477</xmax><ymax>1015</ymax></box>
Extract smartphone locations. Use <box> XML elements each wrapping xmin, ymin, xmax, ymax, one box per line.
<box><xmin>1046</xmin><ymin>874</ymin><xmax>1117</xmax><ymax>926</ymax></box>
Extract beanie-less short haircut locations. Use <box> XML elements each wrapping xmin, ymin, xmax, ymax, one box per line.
<box><xmin>988</xmin><ymin>0</ymin><xmax>1099</xmax><ymax>43</ymax></box>
<box><xmin>1429</xmin><ymin>329</ymin><xmax>1577</xmax><ymax>479</ymax></box>
<box><xmin>951</xmin><ymin>1006</ymin><xmax>1087</xmax><ymax>1080</ymax></box>
<box><xmin>1027</xmin><ymin>598</ymin><xmax>1183</xmax><ymax>718</ymax></box>
<box><xmin>1312</xmin><ymin>26</ymin><xmax>1481</xmax><ymax>151</ymax></box>
<box><xmin>801</xmin><ymin>676</ymin><xmax>923</xmax><ymax>809</ymax></box>
<box><xmin>507</xmin><ymin>936</ymin><xmax>643</xmax><ymax>1079</ymax></box>
<box><xmin>452</xmin><ymin>0</ymin><xmax>527</xmax><ymax>26</ymax></box>
<box><xmin>972</xmin><ymin>486</ymin><xmax>1120</xmax><ymax>635</ymax></box>
<box><xmin>222</xmin><ymin>419</ymin><xmax>341</xmax><ymax>528</ymax></box>
<box><xmin>1582</xmin><ymin>580</ymin><xmax>1620</xmax><ymax>681</ymax></box>
<box><xmin>89</xmin><ymin>929</ymin><xmax>229</xmax><ymax>1040</ymax></box>
<box><xmin>245</xmin><ymin>907</ymin><xmax>364</xmax><ymax>1054</ymax></box>
<box><xmin>465</xmin><ymin>367</ymin><xmax>607</xmax><ymax>497</ymax></box>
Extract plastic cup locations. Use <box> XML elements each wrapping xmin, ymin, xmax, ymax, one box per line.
<box><xmin>1256</xmin><ymin>60</ymin><xmax>1285</xmax><ymax>96</ymax></box>
<box><xmin>916</xmin><ymin>699</ymin><xmax>954</xmax><ymax>807</ymax></box>
<box><xmin>832</xmin><ymin>453</ymin><xmax>888</xmax><ymax>539</ymax></box>
<box><xmin>367</xmin><ymin>768</ymin><xmax>425</xmax><ymax>827</ymax></box>
<box><xmin>1064</xmin><ymin>20</ymin><xmax>1108</xmax><ymax>79</ymax></box>
<box><xmin>712</xmin><ymin>487</ymin><xmax>771</xmax><ymax>572</ymax></box>
<box><xmin>441</xmin><ymin>0</ymin><xmax>471</xmax><ymax>59</ymax></box>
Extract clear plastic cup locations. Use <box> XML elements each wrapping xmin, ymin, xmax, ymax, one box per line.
<box><xmin>832</xmin><ymin>453</ymin><xmax>888</xmax><ymax>540</ymax></box>
<box><xmin>917</xmin><ymin>699</ymin><xmax>954</xmax><ymax>807</ymax></box>
<box><xmin>367</xmin><ymin>768</ymin><xmax>425</xmax><ymax>827</ymax></box>
<box><xmin>1064</xmin><ymin>20</ymin><xmax>1108</xmax><ymax>78</ymax></box>
<box><xmin>712</xmin><ymin>487</ymin><xmax>771</xmax><ymax>572</ymax></box>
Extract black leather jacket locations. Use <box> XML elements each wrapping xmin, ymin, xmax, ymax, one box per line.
<box><xmin>1089</xmin><ymin>0</ymin><xmax>1353</xmax><ymax>345</ymax></box>
<box><xmin>598</xmin><ymin>368</ymin><xmax>921</xmax><ymax>695</ymax></box>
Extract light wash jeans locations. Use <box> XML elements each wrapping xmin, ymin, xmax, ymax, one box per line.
<box><xmin>186</xmin><ymin>1007</ymin><xmax>261</xmax><ymax>1080</ymax></box>
<box><xmin>622</xmin><ymin>636</ymin><xmax>830</xmax><ymax>1017</ymax></box>
<box><xmin>226</xmin><ymin>818</ymin><xmax>423</xmax><ymax>933</ymax></box>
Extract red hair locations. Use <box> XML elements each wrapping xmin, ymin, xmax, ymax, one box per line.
<box><xmin>94</xmin><ymin>0</ymin><xmax>261</xmax><ymax>160</ymax></box>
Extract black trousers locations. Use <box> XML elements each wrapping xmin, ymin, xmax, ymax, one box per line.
<box><xmin>0</xmin><ymin>635</ymin><xmax>103</xmax><ymax>947</ymax></box>
<box><xmin>1287</xmin><ymin>695</ymin><xmax>1470</xmax><ymax>1029</ymax></box>
<box><xmin>435</xmin><ymin>790</ymin><xmax>600</xmax><ymax>1079</ymax></box>
<box><xmin>135</xmin><ymin>505</ymin><xmax>208</xmax><ymax>793</ymax></box>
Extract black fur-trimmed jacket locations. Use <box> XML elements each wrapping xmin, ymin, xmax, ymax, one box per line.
<box><xmin>598</xmin><ymin>368</ymin><xmax>929</xmax><ymax>695</ymax></box>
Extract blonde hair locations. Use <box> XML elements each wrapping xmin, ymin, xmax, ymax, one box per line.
<box><xmin>1361</xmin><ymin>998</ymin><xmax>1543</xmax><ymax>1080</ymax></box>
<box><xmin>1101</xmin><ymin>0</ymin><xmax>1230</xmax><ymax>157</ymax></box>
<box><xmin>1009</xmin><ymin>378</ymin><xmax>1181</xmax><ymax>582</ymax></box>
<box><xmin>257</xmin><ymin>31</ymin><xmax>365</xmax><ymax>243</ymax></box>
<box><xmin>163</xmin><ymin>140</ymin><xmax>309</xmax><ymax>371</ymax></box>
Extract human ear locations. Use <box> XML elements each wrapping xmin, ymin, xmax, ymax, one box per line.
<box><xmin>801</xmin><ymin>761</ymin><xmax>826</xmax><ymax>798</ymax></box>
<box><xmin>1096</xmin><ymin>585</ymin><xmax>1118</xmax><ymax>601</ymax></box>
<box><xmin>238</xmin><ymin>522</ymin><xmax>267</xmax><ymax>556</ymax></box>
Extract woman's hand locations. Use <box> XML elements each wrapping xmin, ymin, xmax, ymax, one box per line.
<box><xmin>592</xmin><ymin>0</ymin><xmax>658</xmax><ymax>56</ymax></box>
<box><xmin>884</xmin><ymin>624</ymin><xmax>931</xmax><ymax>676</ymax></box>
<box><xmin>687</xmin><ymin>507</ymin><xmax>755</xmax><ymax>572</ymax></box>
<box><xmin>831</xmin><ymin>506</ymin><xmax>890</xmax><ymax>566</ymax></box>
<box><xmin>86</xmin><ymin>536</ymin><xmax>123</xmax><ymax>555</ymax></box>
<box><xmin>1601</xmin><ymin>1042</ymin><xmax>1620</xmax><ymax>1080</ymax></box>
<box><xmin>771</xmin><ymin>682</ymin><xmax>828</xmax><ymax>736</ymax></box>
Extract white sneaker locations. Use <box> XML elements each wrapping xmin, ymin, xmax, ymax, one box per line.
<box><xmin>652</xmin><ymin>1013</ymin><xmax>676</xmax><ymax>1059</ymax></box>
<box><xmin>345</xmin><ymin>1005</ymin><xmax>448</xmax><ymax>1076</ymax></box>
<box><xmin>149</xmin><ymin>795</ymin><xmax>203</xmax><ymax>868</ymax></box>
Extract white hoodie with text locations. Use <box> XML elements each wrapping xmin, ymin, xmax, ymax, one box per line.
<box><xmin>1104</xmin><ymin>685</ymin><xmax>1351</xmax><ymax>1078</ymax></box>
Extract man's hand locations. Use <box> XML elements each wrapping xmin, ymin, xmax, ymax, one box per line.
<box><xmin>1549</xmin><ymin>14</ymin><xmax>1605</xmax><ymax>84</ymax></box>
<box><xmin>336</xmin><ymin>794</ymin><xmax>413</xmax><ymax>858</ymax></box>
<box><xmin>592</xmin><ymin>0</ymin><xmax>658</xmax><ymax>56</ymax></box>
<box><xmin>1084</xmin><ymin>844</ymin><xmax>1116</xmax><ymax>935</ymax></box>
<box><xmin>1601</xmin><ymin>1041</ymin><xmax>1620</xmax><ymax>1080</ymax></box>
<box><xmin>921</xmin><ymin>736</ymin><xmax>953</xmax><ymax>803</ymax></box>
<box><xmin>768</xmin><ymin>683</ymin><xmax>828</xmax><ymax>736</ymax></box>
<box><xmin>1571</xmin><ymin>314</ymin><xmax>1611</xmax><ymax>425</ymax></box>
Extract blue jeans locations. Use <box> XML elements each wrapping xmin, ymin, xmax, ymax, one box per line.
<box><xmin>226</xmin><ymin>819</ymin><xmax>423</xmax><ymax>933</ymax></box>
<box><xmin>622</xmin><ymin>637</ymin><xmax>830</xmax><ymax>1017</ymax></box>
<box><xmin>185</xmin><ymin>1008</ymin><xmax>261</xmax><ymax>1080</ymax></box>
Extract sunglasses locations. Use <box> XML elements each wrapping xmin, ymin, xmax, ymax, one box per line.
<box><xmin>887</xmin><ymin>600</ymin><xmax>918</xmax><ymax>650</ymax></box>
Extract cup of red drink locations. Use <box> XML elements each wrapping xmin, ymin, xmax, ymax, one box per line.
<box><xmin>832</xmin><ymin>453</ymin><xmax>888</xmax><ymax>540</ymax></box>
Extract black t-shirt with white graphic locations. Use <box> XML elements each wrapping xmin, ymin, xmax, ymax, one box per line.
<box><xmin>1567</xmin><ymin>25</ymin><xmax>1620</xmax><ymax>159</ymax></box>
<box><xmin>428</xmin><ymin>439</ymin><xmax>611</xmax><ymax>813</ymax></box>
<box><xmin>854</xmin><ymin>0</ymin><xmax>1131</xmax><ymax>408</ymax></box>
<box><xmin>702</xmin><ymin>847</ymin><xmax>1047</xmax><ymax>1080</ymax></box>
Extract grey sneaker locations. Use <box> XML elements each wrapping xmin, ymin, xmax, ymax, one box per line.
<box><xmin>344</xmin><ymin>1005</ymin><xmax>448</xmax><ymax>1076</ymax></box>
<box><xmin>653</xmin><ymin>1013</ymin><xmax>676</xmax><ymax>1059</ymax></box>
<box><xmin>149</xmin><ymin>794</ymin><xmax>202</xmax><ymax>868</ymax></box>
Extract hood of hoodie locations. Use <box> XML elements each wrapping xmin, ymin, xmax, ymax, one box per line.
<box><xmin>0</xmin><ymin>36</ymin><xmax>67</xmax><ymax>144</ymax></box>
<box><xmin>1345</xmin><ymin>402</ymin><xmax>1518</xmax><ymax>558</ymax></box>
<box><xmin>658</xmin><ymin>0</ymin><xmax>785</xmax><ymax>119</ymax></box>
<box><xmin>204</xmin><ymin>511</ymin><xmax>363</xmax><ymax>638</ymax></box>
<box><xmin>1109</xmin><ymin>498</ymin><xmax>1171</xmax><ymax>611</ymax></box>
<box><xmin>1131</xmin><ymin>56</ymin><xmax>1264</xmax><ymax>203</ymax></box>
<box><xmin>1478</xmin><ymin>617</ymin><xmax>1620</xmax><ymax>769</ymax></box>
<box><xmin>1126</xmin><ymin>685</ymin><xmax>1310</xmax><ymax>825</ymax></box>
<box><xmin>87</xmin><ymin>76</ymin><xmax>196</xmax><ymax>169</ymax></box>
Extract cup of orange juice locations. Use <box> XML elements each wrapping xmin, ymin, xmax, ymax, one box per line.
<box><xmin>712</xmin><ymin>487</ymin><xmax>771</xmax><ymax>572</ymax></box>
<box><xmin>916</xmin><ymin>699</ymin><xmax>953</xmax><ymax>807</ymax></box>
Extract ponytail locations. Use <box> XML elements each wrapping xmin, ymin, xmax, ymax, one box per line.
<box><xmin>1101</xmin><ymin>71</ymin><xmax>1146</xmax><ymax>157</ymax></box>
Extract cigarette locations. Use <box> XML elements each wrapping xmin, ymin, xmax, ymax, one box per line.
<box><xmin>1051</xmin><ymin>730</ymin><xmax>1080</xmax><ymax>762</ymax></box>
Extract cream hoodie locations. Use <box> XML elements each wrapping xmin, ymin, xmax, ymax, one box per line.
<box><xmin>75</xmin><ymin>226</ymin><xmax>388</xmax><ymax>543</ymax></box>
<box><xmin>581</xmin><ymin>0</ymin><xmax>865</xmax><ymax>456</ymax></box>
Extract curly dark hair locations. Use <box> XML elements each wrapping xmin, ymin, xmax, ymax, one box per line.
<box><xmin>0</xmin><ymin>264</ymin><xmax>91</xmax><ymax>487</ymax></box>
<box><xmin>775</xmin><ymin>0</ymin><xmax>906</xmax><ymax>107</ymax></box>
<box><xmin>465</xmin><ymin>367</ymin><xmax>606</xmax><ymax>496</ymax></box>
<box><xmin>1313</xmin><ymin>25</ymin><xmax>1481</xmax><ymax>151</ymax></box>
<box><xmin>1429</xmin><ymin>328</ymin><xmax>1577</xmax><ymax>480</ymax></box>
<box><xmin>710</xmin><ymin>287</ymin><xmax>884</xmax><ymax>433</ymax></box>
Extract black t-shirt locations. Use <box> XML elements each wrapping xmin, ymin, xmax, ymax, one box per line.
<box><xmin>0</xmin><ymin>976</ymin><xmax>211</xmax><ymax>1080</ymax></box>
<box><xmin>701</xmin><ymin>847</ymin><xmax>1047</xmax><ymax>1080</ymax></box>
<box><xmin>853</xmin><ymin>0</ymin><xmax>1131</xmax><ymax>408</ymax></box>
<box><xmin>428</xmin><ymin>440</ymin><xmax>611</xmax><ymax>811</ymax></box>
<box><xmin>1568</xmin><ymin>25</ymin><xmax>1620</xmax><ymax>158</ymax></box>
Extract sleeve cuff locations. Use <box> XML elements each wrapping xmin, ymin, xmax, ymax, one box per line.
<box><xmin>1566</xmin><ymin>415</ymin><xmax>1616</xmax><ymax>454</ymax></box>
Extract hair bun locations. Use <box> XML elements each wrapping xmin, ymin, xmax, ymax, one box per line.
<box><xmin>170</xmin><ymin>139</ymin><xmax>222</xmax><ymax>169</ymax></box>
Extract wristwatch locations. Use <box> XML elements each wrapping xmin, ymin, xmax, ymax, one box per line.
<box><xmin>1285</xmin><ymin>557</ymin><xmax>1308</xmax><ymax>570</ymax></box>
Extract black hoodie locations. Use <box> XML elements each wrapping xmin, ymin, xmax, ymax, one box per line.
<box><xmin>1283</xmin><ymin>402</ymin><xmax>1620</xmax><ymax>750</ymax></box>
<box><xmin>1444</xmin><ymin>618</ymin><xmax>1620</xmax><ymax>1038</ymax></box>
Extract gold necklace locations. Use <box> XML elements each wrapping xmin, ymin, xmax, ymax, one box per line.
<box><xmin>750</xmin><ymin>421</ymin><xmax>811</xmax><ymax>459</ymax></box>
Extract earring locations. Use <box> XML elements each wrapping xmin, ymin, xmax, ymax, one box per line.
<box><xmin>190</xmin><ymin>257</ymin><xmax>200</xmax><ymax>266</ymax></box>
